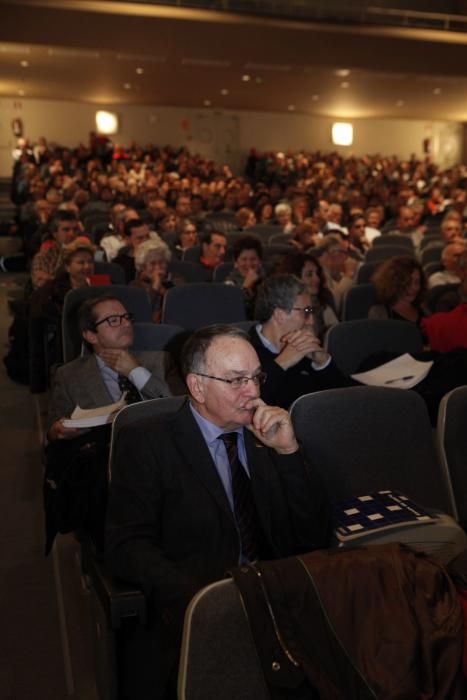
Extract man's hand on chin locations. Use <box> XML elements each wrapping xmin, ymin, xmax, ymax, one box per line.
<box><xmin>245</xmin><ymin>398</ymin><xmax>299</xmax><ymax>454</ymax></box>
<box><xmin>100</xmin><ymin>349</ymin><xmax>138</xmax><ymax>376</ymax></box>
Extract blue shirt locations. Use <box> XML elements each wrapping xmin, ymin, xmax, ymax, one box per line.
<box><xmin>95</xmin><ymin>354</ymin><xmax>151</xmax><ymax>402</ymax></box>
<box><xmin>189</xmin><ymin>403</ymin><xmax>250</xmax><ymax>513</ymax></box>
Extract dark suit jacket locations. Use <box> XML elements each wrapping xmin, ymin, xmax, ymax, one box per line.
<box><xmin>106</xmin><ymin>398</ymin><xmax>331</xmax><ymax>699</ymax></box>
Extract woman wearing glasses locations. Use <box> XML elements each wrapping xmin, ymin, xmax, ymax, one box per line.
<box><xmin>248</xmin><ymin>274</ymin><xmax>350</xmax><ymax>408</ymax></box>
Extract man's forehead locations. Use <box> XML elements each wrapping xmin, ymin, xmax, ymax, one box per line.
<box><xmin>94</xmin><ymin>300</ymin><xmax>126</xmax><ymax>317</ymax></box>
<box><xmin>205</xmin><ymin>336</ymin><xmax>258</xmax><ymax>367</ymax></box>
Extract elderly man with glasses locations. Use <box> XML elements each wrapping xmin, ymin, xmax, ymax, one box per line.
<box><xmin>106</xmin><ymin>323</ymin><xmax>331</xmax><ymax>700</ymax></box>
<box><xmin>44</xmin><ymin>294</ymin><xmax>181</xmax><ymax>552</ymax></box>
<box><xmin>248</xmin><ymin>274</ymin><xmax>350</xmax><ymax>408</ymax></box>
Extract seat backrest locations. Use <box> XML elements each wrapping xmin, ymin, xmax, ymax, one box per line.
<box><xmin>365</xmin><ymin>246</ymin><xmax>415</xmax><ymax>263</ymax></box>
<box><xmin>426</xmin><ymin>283</ymin><xmax>460</xmax><ymax>313</ymax></box>
<box><xmin>161</xmin><ymin>283</ymin><xmax>247</xmax><ymax>329</ymax></box>
<box><xmin>356</xmin><ymin>260</ymin><xmax>381</xmax><ymax>284</ymax></box>
<box><xmin>372</xmin><ymin>234</ymin><xmax>414</xmax><ymax>250</ymax></box>
<box><xmin>247</xmin><ymin>224</ymin><xmax>282</xmax><ymax>239</ymax></box>
<box><xmin>109</xmin><ymin>396</ymin><xmax>186</xmax><ymax>480</ymax></box>
<box><xmin>423</xmin><ymin>261</ymin><xmax>443</xmax><ymax>278</ymax></box>
<box><xmin>341</xmin><ymin>283</ymin><xmax>377</xmax><ymax>321</ymax></box>
<box><xmin>168</xmin><ymin>260</ymin><xmax>212</xmax><ymax>284</ymax></box>
<box><xmin>212</xmin><ymin>262</ymin><xmax>234</xmax><ymax>283</ymax></box>
<box><xmin>421</xmin><ymin>244</ymin><xmax>444</xmax><ymax>267</ymax></box>
<box><xmin>131</xmin><ymin>322</ymin><xmax>185</xmax><ymax>352</ymax></box>
<box><xmin>62</xmin><ymin>285</ymin><xmax>152</xmax><ymax>362</ymax></box>
<box><xmin>325</xmin><ymin>319</ymin><xmax>423</xmax><ymax>375</ymax></box>
<box><xmin>94</xmin><ymin>261</ymin><xmax>126</xmax><ymax>284</ymax></box>
<box><xmin>262</xmin><ymin>244</ymin><xmax>294</xmax><ymax>261</ymax></box>
<box><xmin>437</xmin><ymin>386</ymin><xmax>467</xmax><ymax>524</ymax></box>
<box><xmin>178</xmin><ymin>578</ymin><xmax>269</xmax><ymax>700</ymax></box>
<box><xmin>420</xmin><ymin>233</ymin><xmax>442</xmax><ymax>250</ymax></box>
<box><xmin>290</xmin><ymin>387</ymin><xmax>455</xmax><ymax>516</ymax></box>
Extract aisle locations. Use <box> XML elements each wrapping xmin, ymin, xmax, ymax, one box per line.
<box><xmin>0</xmin><ymin>272</ymin><xmax>99</xmax><ymax>700</ymax></box>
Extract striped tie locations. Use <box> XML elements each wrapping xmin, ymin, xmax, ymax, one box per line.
<box><xmin>219</xmin><ymin>432</ymin><xmax>260</xmax><ymax>562</ymax></box>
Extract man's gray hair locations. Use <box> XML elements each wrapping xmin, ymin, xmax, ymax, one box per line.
<box><xmin>181</xmin><ymin>324</ymin><xmax>249</xmax><ymax>378</ymax></box>
<box><xmin>254</xmin><ymin>274</ymin><xmax>306</xmax><ymax>322</ymax></box>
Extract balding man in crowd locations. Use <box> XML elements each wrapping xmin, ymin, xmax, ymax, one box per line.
<box><xmin>106</xmin><ymin>324</ymin><xmax>331</xmax><ymax>699</ymax></box>
<box><xmin>428</xmin><ymin>241</ymin><xmax>466</xmax><ymax>288</ymax></box>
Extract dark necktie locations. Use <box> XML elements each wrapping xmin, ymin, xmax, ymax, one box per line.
<box><xmin>118</xmin><ymin>374</ymin><xmax>142</xmax><ymax>404</ymax></box>
<box><xmin>219</xmin><ymin>432</ymin><xmax>260</xmax><ymax>562</ymax></box>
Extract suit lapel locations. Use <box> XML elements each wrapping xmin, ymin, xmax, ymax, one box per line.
<box><xmin>170</xmin><ymin>402</ymin><xmax>235</xmax><ymax>522</ymax></box>
<box><xmin>77</xmin><ymin>355</ymin><xmax>114</xmax><ymax>407</ymax></box>
<box><xmin>244</xmin><ymin>430</ymin><xmax>273</xmax><ymax>539</ymax></box>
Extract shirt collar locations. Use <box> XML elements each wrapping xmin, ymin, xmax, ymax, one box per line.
<box><xmin>255</xmin><ymin>323</ymin><xmax>279</xmax><ymax>354</ymax></box>
<box><xmin>189</xmin><ymin>402</ymin><xmax>243</xmax><ymax>444</ymax></box>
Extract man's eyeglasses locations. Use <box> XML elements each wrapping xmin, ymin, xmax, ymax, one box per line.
<box><xmin>194</xmin><ymin>371</ymin><xmax>267</xmax><ymax>389</ymax></box>
<box><xmin>94</xmin><ymin>312</ymin><xmax>134</xmax><ymax>329</ymax></box>
<box><xmin>292</xmin><ymin>306</ymin><xmax>314</xmax><ymax>318</ymax></box>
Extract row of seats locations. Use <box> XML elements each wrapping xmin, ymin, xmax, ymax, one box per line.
<box><xmin>92</xmin><ymin>384</ymin><xmax>467</xmax><ymax>699</ymax></box>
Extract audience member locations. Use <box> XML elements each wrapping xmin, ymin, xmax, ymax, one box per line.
<box><xmin>428</xmin><ymin>241</ymin><xmax>466</xmax><ymax>288</ymax></box>
<box><xmin>31</xmin><ymin>211</ymin><xmax>81</xmax><ymax>289</ymax></box>
<box><xmin>249</xmin><ymin>274</ymin><xmax>348</xmax><ymax>408</ymax></box>
<box><xmin>106</xmin><ymin>323</ymin><xmax>331</xmax><ymax>699</ymax></box>
<box><xmin>316</xmin><ymin>234</ymin><xmax>355</xmax><ymax>312</ymax></box>
<box><xmin>369</xmin><ymin>256</ymin><xmax>427</xmax><ymax>324</ymax></box>
<box><xmin>131</xmin><ymin>239</ymin><xmax>173</xmax><ymax>321</ymax></box>
<box><xmin>199</xmin><ymin>230</ymin><xmax>227</xmax><ymax>270</ymax></box>
<box><xmin>278</xmin><ymin>251</ymin><xmax>339</xmax><ymax>341</ymax></box>
<box><xmin>224</xmin><ymin>234</ymin><xmax>265</xmax><ymax>318</ymax></box>
<box><xmin>113</xmin><ymin>218</ymin><xmax>152</xmax><ymax>283</ymax></box>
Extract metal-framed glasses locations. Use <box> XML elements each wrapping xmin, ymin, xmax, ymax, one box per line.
<box><xmin>94</xmin><ymin>312</ymin><xmax>134</xmax><ymax>329</ymax></box>
<box><xmin>194</xmin><ymin>371</ymin><xmax>267</xmax><ymax>389</ymax></box>
<box><xmin>291</xmin><ymin>306</ymin><xmax>314</xmax><ymax>318</ymax></box>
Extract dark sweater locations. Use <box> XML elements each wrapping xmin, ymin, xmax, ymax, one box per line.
<box><xmin>248</xmin><ymin>326</ymin><xmax>353</xmax><ymax>409</ymax></box>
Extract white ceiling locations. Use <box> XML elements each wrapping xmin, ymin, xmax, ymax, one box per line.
<box><xmin>1</xmin><ymin>0</ymin><xmax>467</xmax><ymax>121</ymax></box>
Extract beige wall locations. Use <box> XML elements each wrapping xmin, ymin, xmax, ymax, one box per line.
<box><xmin>0</xmin><ymin>97</ymin><xmax>463</xmax><ymax>177</ymax></box>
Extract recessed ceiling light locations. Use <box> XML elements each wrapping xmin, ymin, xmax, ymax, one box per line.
<box><xmin>335</xmin><ymin>69</ymin><xmax>350</xmax><ymax>77</ymax></box>
<box><xmin>136</xmin><ymin>67</ymin><xmax>144</xmax><ymax>75</ymax></box>
<box><xmin>123</xmin><ymin>82</ymin><xmax>131</xmax><ymax>90</ymax></box>
<box><xmin>311</xmin><ymin>94</ymin><xmax>319</xmax><ymax>101</ymax></box>
<box><xmin>20</xmin><ymin>60</ymin><xmax>29</xmax><ymax>68</ymax></box>
<box><xmin>433</xmin><ymin>87</ymin><xmax>441</xmax><ymax>95</ymax></box>
<box><xmin>255</xmin><ymin>77</ymin><xmax>263</xmax><ymax>84</ymax></box>
<box><xmin>287</xmin><ymin>104</ymin><xmax>295</xmax><ymax>111</ymax></box>
<box><xmin>203</xmin><ymin>99</ymin><xmax>211</xmax><ymax>107</ymax></box>
<box><xmin>220</xmin><ymin>88</ymin><xmax>229</xmax><ymax>96</ymax></box>
<box><xmin>242</xmin><ymin>74</ymin><xmax>251</xmax><ymax>82</ymax></box>
<box><xmin>396</xmin><ymin>99</ymin><xmax>404</xmax><ymax>107</ymax></box>
<box><xmin>18</xmin><ymin>89</ymin><xmax>25</xmax><ymax>96</ymax></box>
<box><xmin>340</xmin><ymin>81</ymin><xmax>350</xmax><ymax>89</ymax></box>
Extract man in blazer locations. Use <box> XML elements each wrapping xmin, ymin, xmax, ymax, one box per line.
<box><xmin>44</xmin><ymin>294</ymin><xmax>182</xmax><ymax>552</ymax></box>
<box><xmin>47</xmin><ymin>294</ymin><xmax>180</xmax><ymax>438</ymax></box>
<box><xmin>106</xmin><ymin>324</ymin><xmax>331</xmax><ymax>700</ymax></box>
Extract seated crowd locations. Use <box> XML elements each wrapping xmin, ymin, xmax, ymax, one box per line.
<box><xmin>5</xmin><ymin>138</ymin><xmax>467</xmax><ymax>698</ymax></box>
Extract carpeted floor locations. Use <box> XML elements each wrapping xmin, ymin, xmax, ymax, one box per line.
<box><xmin>0</xmin><ymin>271</ymin><xmax>99</xmax><ymax>700</ymax></box>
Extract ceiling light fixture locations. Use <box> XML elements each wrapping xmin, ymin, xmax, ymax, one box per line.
<box><xmin>332</xmin><ymin>122</ymin><xmax>353</xmax><ymax>146</ymax></box>
<box><xmin>123</xmin><ymin>82</ymin><xmax>131</xmax><ymax>90</ymax></box>
<box><xmin>433</xmin><ymin>87</ymin><xmax>441</xmax><ymax>95</ymax></box>
<box><xmin>18</xmin><ymin>89</ymin><xmax>25</xmax><ymax>96</ymax></box>
<box><xmin>20</xmin><ymin>60</ymin><xmax>29</xmax><ymax>68</ymax></box>
<box><xmin>340</xmin><ymin>81</ymin><xmax>350</xmax><ymax>89</ymax></box>
<box><xmin>311</xmin><ymin>94</ymin><xmax>319</xmax><ymax>101</ymax></box>
<box><xmin>242</xmin><ymin>74</ymin><xmax>251</xmax><ymax>82</ymax></box>
<box><xmin>96</xmin><ymin>110</ymin><xmax>119</xmax><ymax>135</ymax></box>
<box><xmin>335</xmin><ymin>69</ymin><xmax>350</xmax><ymax>77</ymax></box>
<box><xmin>220</xmin><ymin>88</ymin><xmax>229</xmax><ymax>95</ymax></box>
<box><xmin>203</xmin><ymin>99</ymin><xmax>211</xmax><ymax>107</ymax></box>
<box><xmin>136</xmin><ymin>67</ymin><xmax>144</xmax><ymax>75</ymax></box>
<box><xmin>288</xmin><ymin>105</ymin><xmax>295</xmax><ymax>111</ymax></box>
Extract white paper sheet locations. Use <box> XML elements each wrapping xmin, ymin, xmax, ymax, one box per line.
<box><xmin>62</xmin><ymin>396</ymin><xmax>126</xmax><ymax>428</ymax></box>
<box><xmin>351</xmin><ymin>353</ymin><xmax>433</xmax><ymax>389</ymax></box>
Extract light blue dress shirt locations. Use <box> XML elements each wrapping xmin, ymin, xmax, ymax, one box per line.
<box><xmin>189</xmin><ymin>403</ymin><xmax>250</xmax><ymax>513</ymax></box>
<box><xmin>95</xmin><ymin>354</ymin><xmax>151</xmax><ymax>402</ymax></box>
